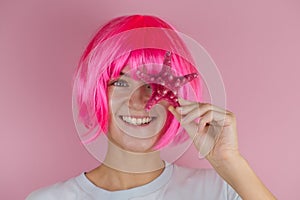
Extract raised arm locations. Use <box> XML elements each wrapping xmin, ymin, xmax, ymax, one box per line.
<box><xmin>168</xmin><ymin>99</ymin><xmax>276</xmax><ymax>200</ymax></box>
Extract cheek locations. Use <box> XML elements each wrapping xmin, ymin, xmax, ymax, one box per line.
<box><xmin>108</xmin><ymin>87</ymin><xmax>131</xmax><ymax>110</ymax></box>
<box><xmin>107</xmin><ymin>88</ymin><xmax>123</xmax><ymax>117</ymax></box>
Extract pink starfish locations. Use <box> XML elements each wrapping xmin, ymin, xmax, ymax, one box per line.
<box><xmin>136</xmin><ymin>51</ymin><xmax>198</xmax><ymax>111</ymax></box>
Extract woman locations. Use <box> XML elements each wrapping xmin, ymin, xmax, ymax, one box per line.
<box><xmin>27</xmin><ymin>15</ymin><xmax>276</xmax><ymax>200</ymax></box>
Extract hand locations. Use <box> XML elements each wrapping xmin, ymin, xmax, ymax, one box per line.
<box><xmin>168</xmin><ymin>98</ymin><xmax>240</xmax><ymax>165</ymax></box>
<box><xmin>169</xmin><ymin>99</ymin><xmax>277</xmax><ymax>199</ymax></box>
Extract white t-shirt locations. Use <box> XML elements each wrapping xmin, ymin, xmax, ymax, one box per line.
<box><xmin>26</xmin><ymin>163</ymin><xmax>241</xmax><ymax>200</ymax></box>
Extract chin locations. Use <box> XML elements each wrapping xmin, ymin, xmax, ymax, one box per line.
<box><xmin>108</xmin><ymin>133</ymin><xmax>158</xmax><ymax>153</ymax></box>
<box><xmin>122</xmin><ymin>137</ymin><xmax>159</xmax><ymax>153</ymax></box>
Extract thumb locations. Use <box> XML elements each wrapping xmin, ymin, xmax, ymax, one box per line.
<box><xmin>168</xmin><ymin>106</ymin><xmax>181</xmax><ymax>121</ymax></box>
<box><xmin>168</xmin><ymin>106</ymin><xmax>198</xmax><ymax>139</ymax></box>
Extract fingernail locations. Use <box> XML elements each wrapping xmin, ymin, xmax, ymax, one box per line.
<box><xmin>168</xmin><ymin>106</ymin><xmax>174</xmax><ymax>112</ymax></box>
<box><xmin>199</xmin><ymin>122</ymin><xmax>205</xmax><ymax>132</ymax></box>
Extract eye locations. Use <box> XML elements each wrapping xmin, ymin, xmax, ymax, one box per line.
<box><xmin>111</xmin><ymin>79</ymin><xmax>129</xmax><ymax>87</ymax></box>
<box><xmin>143</xmin><ymin>84</ymin><xmax>152</xmax><ymax>94</ymax></box>
<box><xmin>145</xmin><ymin>84</ymin><xmax>152</xmax><ymax>90</ymax></box>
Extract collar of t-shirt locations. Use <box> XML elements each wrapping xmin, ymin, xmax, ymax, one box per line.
<box><xmin>75</xmin><ymin>162</ymin><xmax>173</xmax><ymax>199</ymax></box>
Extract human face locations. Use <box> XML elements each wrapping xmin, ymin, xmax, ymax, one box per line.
<box><xmin>107</xmin><ymin>66</ymin><xmax>168</xmax><ymax>153</ymax></box>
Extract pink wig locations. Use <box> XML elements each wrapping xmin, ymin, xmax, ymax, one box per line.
<box><xmin>73</xmin><ymin>15</ymin><xmax>202</xmax><ymax>150</ymax></box>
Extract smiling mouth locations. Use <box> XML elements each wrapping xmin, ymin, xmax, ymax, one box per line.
<box><xmin>119</xmin><ymin>116</ymin><xmax>155</xmax><ymax>126</ymax></box>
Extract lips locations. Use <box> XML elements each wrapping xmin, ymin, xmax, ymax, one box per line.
<box><xmin>120</xmin><ymin>115</ymin><xmax>154</xmax><ymax>126</ymax></box>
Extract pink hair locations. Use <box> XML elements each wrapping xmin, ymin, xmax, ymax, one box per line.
<box><xmin>73</xmin><ymin>15</ymin><xmax>202</xmax><ymax>150</ymax></box>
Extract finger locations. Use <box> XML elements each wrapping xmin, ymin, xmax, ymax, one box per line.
<box><xmin>180</xmin><ymin>103</ymin><xmax>227</xmax><ymax>124</ymax></box>
<box><xmin>198</xmin><ymin>110</ymin><xmax>228</xmax><ymax>131</ymax></box>
<box><xmin>170</xmin><ymin>105</ymin><xmax>206</xmax><ymax>139</ymax></box>
<box><xmin>178</xmin><ymin>98</ymin><xmax>197</xmax><ymax>106</ymax></box>
<box><xmin>179</xmin><ymin>98</ymin><xmax>227</xmax><ymax>115</ymax></box>
<box><xmin>176</xmin><ymin>103</ymin><xmax>199</xmax><ymax>115</ymax></box>
<box><xmin>198</xmin><ymin>103</ymin><xmax>227</xmax><ymax>114</ymax></box>
<box><xmin>168</xmin><ymin>106</ymin><xmax>182</xmax><ymax>121</ymax></box>
<box><xmin>180</xmin><ymin>106</ymin><xmax>203</xmax><ymax>124</ymax></box>
<box><xmin>168</xmin><ymin>106</ymin><xmax>198</xmax><ymax>138</ymax></box>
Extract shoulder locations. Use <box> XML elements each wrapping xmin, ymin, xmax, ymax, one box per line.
<box><xmin>26</xmin><ymin>174</ymin><xmax>84</xmax><ymax>200</ymax></box>
<box><xmin>171</xmin><ymin>164</ymin><xmax>223</xmax><ymax>185</ymax></box>
<box><xmin>169</xmin><ymin>164</ymin><xmax>241</xmax><ymax>199</ymax></box>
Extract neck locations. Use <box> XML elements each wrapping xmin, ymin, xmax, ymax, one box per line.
<box><xmin>85</xmin><ymin>141</ymin><xmax>165</xmax><ymax>191</ymax></box>
<box><xmin>103</xmin><ymin>140</ymin><xmax>164</xmax><ymax>173</ymax></box>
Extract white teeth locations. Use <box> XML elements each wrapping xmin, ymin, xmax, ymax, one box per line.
<box><xmin>132</xmin><ymin>118</ymin><xmax>136</xmax><ymax>124</ymax></box>
<box><xmin>137</xmin><ymin>118</ymin><xmax>142</xmax><ymax>124</ymax></box>
<box><xmin>121</xmin><ymin>116</ymin><xmax>152</xmax><ymax>125</ymax></box>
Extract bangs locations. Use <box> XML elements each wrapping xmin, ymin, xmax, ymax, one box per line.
<box><xmin>109</xmin><ymin>48</ymin><xmax>198</xmax><ymax>79</ymax></box>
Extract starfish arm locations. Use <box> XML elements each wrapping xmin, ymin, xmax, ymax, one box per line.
<box><xmin>135</xmin><ymin>51</ymin><xmax>199</xmax><ymax>111</ymax></box>
<box><xmin>145</xmin><ymin>92</ymin><xmax>164</xmax><ymax>110</ymax></box>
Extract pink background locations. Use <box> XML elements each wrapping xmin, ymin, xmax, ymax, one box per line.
<box><xmin>1</xmin><ymin>0</ymin><xmax>299</xmax><ymax>199</ymax></box>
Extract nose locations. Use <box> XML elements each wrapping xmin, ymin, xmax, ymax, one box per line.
<box><xmin>129</xmin><ymin>84</ymin><xmax>152</xmax><ymax>110</ymax></box>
